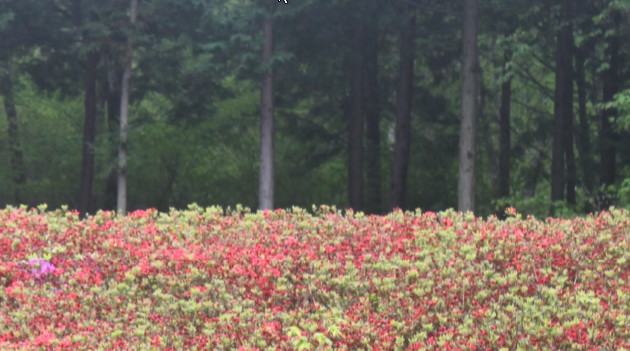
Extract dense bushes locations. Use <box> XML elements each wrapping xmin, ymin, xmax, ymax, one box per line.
<box><xmin>1</xmin><ymin>205</ymin><xmax>628</xmax><ymax>350</ymax></box>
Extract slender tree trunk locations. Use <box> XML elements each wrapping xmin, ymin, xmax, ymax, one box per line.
<box><xmin>117</xmin><ymin>0</ymin><xmax>138</xmax><ymax>215</ymax></box>
<box><xmin>104</xmin><ymin>70</ymin><xmax>120</xmax><ymax>210</ymax></box>
<box><xmin>390</xmin><ymin>8</ymin><xmax>415</xmax><ymax>210</ymax></box>
<box><xmin>525</xmin><ymin>150</ymin><xmax>544</xmax><ymax>198</ymax></box>
<box><xmin>79</xmin><ymin>50</ymin><xmax>99</xmax><ymax>216</ymax></box>
<box><xmin>564</xmin><ymin>29</ymin><xmax>577</xmax><ymax>205</ymax></box>
<box><xmin>479</xmin><ymin>80</ymin><xmax>496</xmax><ymax>187</ymax></box>
<box><xmin>565</xmin><ymin>111</ymin><xmax>577</xmax><ymax>204</ymax></box>
<box><xmin>600</xmin><ymin>27</ymin><xmax>619</xmax><ymax>188</ymax></box>
<box><xmin>1</xmin><ymin>61</ymin><xmax>26</xmax><ymax>204</ymax></box>
<box><xmin>551</xmin><ymin>0</ymin><xmax>573</xmax><ymax>209</ymax></box>
<box><xmin>259</xmin><ymin>3</ymin><xmax>275</xmax><ymax>210</ymax></box>
<box><xmin>364</xmin><ymin>2</ymin><xmax>381</xmax><ymax>214</ymax></box>
<box><xmin>575</xmin><ymin>48</ymin><xmax>594</xmax><ymax>194</ymax></box>
<box><xmin>564</xmin><ymin>70</ymin><xmax>576</xmax><ymax>205</ymax></box>
<box><xmin>348</xmin><ymin>19</ymin><xmax>365</xmax><ymax>211</ymax></box>
<box><xmin>498</xmin><ymin>55</ymin><xmax>512</xmax><ymax>198</ymax></box>
<box><xmin>458</xmin><ymin>0</ymin><xmax>479</xmax><ymax>212</ymax></box>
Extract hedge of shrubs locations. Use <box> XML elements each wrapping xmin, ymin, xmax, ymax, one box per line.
<box><xmin>1</xmin><ymin>205</ymin><xmax>628</xmax><ymax>350</ymax></box>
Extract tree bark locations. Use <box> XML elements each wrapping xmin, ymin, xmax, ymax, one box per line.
<box><xmin>551</xmin><ymin>0</ymin><xmax>573</xmax><ymax>208</ymax></box>
<box><xmin>565</xmin><ymin>104</ymin><xmax>577</xmax><ymax>205</ymax></box>
<box><xmin>564</xmin><ymin>30</ymin><xmax>576</xmax><ymax>205</ymax></box>
<box><xmin>458</xmin><ymin>0</ymin><xmax>479</xmax><ymax>212</ymax></box>
<box><xmin>104</xmin><ymin>70</ymin><xmax>120</xmax><ymax>210</ymax></box>
<box><xmin>364</xmin><ymin>1</ymin><xmax>381</xmax><ymax>214</ymax></box>
<box><xmin>498</xmin><ymin>55</ymin><xmax>511</xmax><ymax>199</ymax></box>
<box><xmin>117</xmin><ymin>0</ymin><xmax>138</xmax><ymax>215</ymax></box>
<box><xmin>390</xmin><ymin>8</ymin><xmax>415</xmax><ymax>210</ymax></box>
<box><xmin>574</xmin><ymin>48</ymin><xmax>594</xmax><ymax>194</ymax></box>
<box><xmin>479</xmin><ymin>80</ymin><xmax>496</xmax><ymax>189</ymax></box>
<box><xmin>79</xmin><ymin>50</ymin><xmax>99</xmax><ymax>216</ymax></box>
<box><xmin>1</xmin><ymin>61</ymin><xmax>26</xmax><ymax>204</ymax></box>
<box><xmin>348</xmin><ymin>18</ymin><xmax>365</xmax><ymax>211</ymax></box>
<box><xmin>600</xmin><ymin>25</ymin><xmax>619</xmax><ymax>188</ymax></box>
<box><xmin>259</xmin><ymin>3</ymin><xmax>275</xmax><ymax>210</ymax></box>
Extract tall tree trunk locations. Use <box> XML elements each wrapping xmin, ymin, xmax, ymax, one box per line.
<box><xmin>600</xmin><ymin>25</ymin><xmax>619</xmax><ymax>189</ymax></box>
<box><xmin>259</xmin><ymin>3</ymin><xmax>275</xmax><ymax>210</ymax></box>
<box><xmin>117</xmin><ymin>0</ymin><xmax>138</xmax><ymax>215</ymax></box>
<box><xmin>79</xmin><ymin>50</ymin><xmax>99</xmax><ymax>216</ymax></box>
<box><xmin>458</xmin><ymin>0</ymin><xmax>479</xmax><ymax>212</ymax></box>
<box><xmin>348</xmin><ymin>19</ymin><xmax>365</xmax><ymax>211</ymax></box>
<box><xmin>551</xmin><ymin>0</ymin><xmax>573</xmax><ymax>209</ymax></box>
<box><xmin>479</xmin><ymin>80</ymin><xmax>496</xmax><ymax>188</ymax></box>
<box><xmin>390</xmin><ymin>8</ymin><xmax>415</xmax><ymax>210</ymax></box>
<box><xmin>564</xmin><ymin>30</ymin><xmax>576</xmax><ymax>205</ymax></box>
<box><xmin>565</xmin><ymin>105</ymin><xmax>577</xmax><ymax>205</ymax></box>
<box><xmin>364</xmin><ymin>1</ymin><xmax>381</xmax><ymax>214</ymax></box>
<box><xmin>575</xmin><ymin>48</ymin><xmax>595</xmax><ymax>194</ymax></box>
<box><xmin>498</xmin><ymin>55</ymin><xmax>512</xmax><ymax>199</ymax></box>
<box><xmin>104</xmin><ymin>70</ymin><xmax>120</xmax><ymax>210</ymax></box>
<box><xmin>1</xmin><ymin>61</ymin><xmax>26</xmax><ymax>204</ymax></box>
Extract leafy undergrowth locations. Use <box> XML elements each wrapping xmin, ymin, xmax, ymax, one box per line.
<box><xmin>0</xmin><ymin>205</ymin><xmax>628</xmax><ymax>351</ymax></box>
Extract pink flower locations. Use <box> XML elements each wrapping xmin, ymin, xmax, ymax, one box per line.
<box><xmin>29</xmin><ymin>258</ymin><xmax>55</xmax><ymax>281</ymax></box>
<box><xmin>33</xmin><ymin>331</ymin><xmax>56</xmax><ymax>346</ymax></box>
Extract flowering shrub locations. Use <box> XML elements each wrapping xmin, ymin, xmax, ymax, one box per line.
<box><xmin>0</xmin><ymin>205</ymin><xmax>628</xmax><ymax>350</ymax></box>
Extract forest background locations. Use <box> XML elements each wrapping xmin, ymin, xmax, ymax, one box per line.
<box><xmin>1</xmin><ymin>0</ymin><xmax>629</xmax><ymax>218</ymax></box>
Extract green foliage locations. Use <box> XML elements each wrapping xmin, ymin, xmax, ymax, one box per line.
<box><xmin>0</xmin><ymin>77</ymin><xmax>82</xmax><ymax>208</ymax></box>
<box><xmin>601</xmin><ymin>89</ymin><xmax>630</xmax><ymax>132</ymax></box>
<box><xmin>0</xmin><ymin>11</ymin><xmax>13</xmax><ymax>31</ymax></box>
<box><xmin>618</xmin><ymin>178</ymin><xmax>630</xmax><ymax>209</ymax></box>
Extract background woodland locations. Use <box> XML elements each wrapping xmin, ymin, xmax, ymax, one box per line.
<box><xmin>1</xmin><ymin>0</ymin><xmax>629</xmax><ymax>217</ymax></box>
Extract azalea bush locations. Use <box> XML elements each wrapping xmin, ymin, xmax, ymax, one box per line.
<box><xmin>1</xmin><ymin>205</ymin><xmax>628</xmax><ymax>350</ymax></box>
